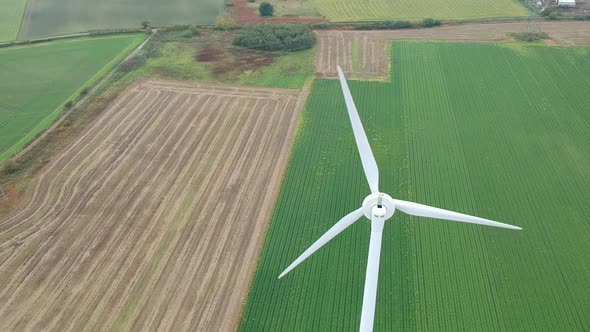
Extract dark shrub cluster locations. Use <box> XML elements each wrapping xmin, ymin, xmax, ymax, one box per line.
<box><xmin>510</xmin><ymin>32</ymin><xmax>549</xmax><ymax>42</ymax></box>
<box><xmin>233</xmin><ymin>23</ymin><xmax>316</xmax><ymax>51</ymax></box>
<box><xmin>309</xmin><ymin>23</ymin><xmax>330</xmax><ymax>30</ymax></box>
<box><xmin>354</xmin><ymin>21</ymin><xmax>413</xmax><ymax>30</ymax></box>
<box><xmin>259</xmin><ymin>2</ymin><xmax>274</xmax><ymax>16</ymax></box>
<box><xmin>574</xmin><ymin>14</ymin><xmax>590</xmax><ymax>20</ymax></box>
<box><xmin>421</xmin><ymin>18</ymin><xmax>441</xmax><ymax>27</ymax></box>
<box><xmin>540</xmin><ymin>7</ymin><xmax>561</xmax><ymax>19</ymax></box>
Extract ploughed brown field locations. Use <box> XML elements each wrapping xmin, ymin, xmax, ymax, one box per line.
<box><xmin>0</xmin><ymin>79</ymin><xmax>305</xmax><ymax>331</ymax></box>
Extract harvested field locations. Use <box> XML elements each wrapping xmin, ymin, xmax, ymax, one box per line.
<box><xmin>0</xmin><ymin>79</ymin><xmax>304</xmax><ymax>331</ymax></box>
<box><xmin>316</xmin><ymin>21</ymin><xmax>590</xmax><ymax>78</ymax></box>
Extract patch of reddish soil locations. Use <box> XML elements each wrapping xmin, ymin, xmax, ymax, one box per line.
<box><xmin>196</xmin><ymin>46</ymin><xmax>224</xmax><ymax>62</ymax></box>
<box><xmin>211</xmin><ymin>50</ymin><xmax>275</xmax><ymax>76</ymax></box>
<box><xmin>232</xmin><ymin>0</ymin><xmax>327</xmax><ymax>24</ymax></box>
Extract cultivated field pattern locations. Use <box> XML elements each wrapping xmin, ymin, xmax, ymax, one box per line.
<box><xmin>0</xmin><ymin>34</ymin><xmax>144</xmax><ymax>160</ymax></box>
<box><xmin>18</xmin><ymin>0</ymin><xmax>223</xmax><ymax>39</ymax></box>
<box><xmin>316</xmin><ymin>21</ymin><xmax>590</xmax><ymax>78</ymax></box>
<box><xmin>311</xmin><ymin>0</ymin><xmax>528</xmax><ymax>21</ymax></box>
<box><xmin>0</xmin><ymin>79</ymin><xmax>304</xmax><ymax>331</ymax></box>
<box><xmin>240</xmin><ymin>42</ymin><xmax>590</xmax><ymax>331</ymax></box>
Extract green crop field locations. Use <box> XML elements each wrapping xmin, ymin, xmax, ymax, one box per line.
<box><xmin>311</xmin><ymin>0</ymin><xmax>529</xmax><ymax>21</ymax></box>
<box><xmin>17</xmin><ymin>0</ymin><xmax>223</xmax><ymax>40</ymax></box>
<box><xmin>239</xmin><ymin>42</ymin><xmax>590</xmax><ymax>331</ymax></box>
<box><xmin>0</xmin><ymin>34</ymin><xmax>145</xmax><ymax>160</ymax></box>
<box><xmin>0</xmin><ymin>0</ymin><xmax>28</xmax><ymax>41</ymax></box>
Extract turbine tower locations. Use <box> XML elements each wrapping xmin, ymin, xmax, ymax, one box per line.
<box><xmin>278</xmin><ymin>66</ymin><xmax>522</xmax><ymax>332</ymax></box>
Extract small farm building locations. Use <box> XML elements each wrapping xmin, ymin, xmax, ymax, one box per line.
<box><xmin>556</xmin><ymin>0</ymin><xmax>575</xmax><ymax>7</ymax></box>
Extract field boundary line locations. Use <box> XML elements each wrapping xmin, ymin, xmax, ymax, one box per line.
<box><xmin>15</xmin><ymin>0</ymin><xmax>32</xmax><ymax>41</ymax></box>
<box><xmin>3</xmin><ymin>32</ymin><xmax>152</xmax><ymax>163</ymax></box>
<box><xmin>235</xmin><ymin>75</ymin><xmax>313</xmax><ymax>326</ymax></box>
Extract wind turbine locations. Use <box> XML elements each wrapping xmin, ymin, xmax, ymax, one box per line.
<box><xmin>278</xmin><ymin>66</ymin><xmax>522</xmax><ymax>332</ymax></box>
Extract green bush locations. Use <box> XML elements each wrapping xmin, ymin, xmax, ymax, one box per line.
<box><xmin>214</xmin><ymin>15</ymin><xmax>240</xmax><ymax>30</ymax></box>
<box><xmin>354</xmin><ymin>21</ymin><xmax>414</xmax><ymax>30</ymax></box>
<box><xmin>547</xmin><ymin>11</ymin><xmax>560</xmax><ymax>20</ymax></box>
<box><xmin>259</xmin><ymin>2</ymin><xmax>274</xmax><ymax>16</ymax></box>
<box><xmin>310</xmin><ymin>23</ymin><xmax>330</xmax><ymax>30</ymax></box>
<box><xmin>574</xmin><ymin>14</ymin><xmax>590</xmax><ymax>20</ymax></box>
<box><xmin>421</xmin><ymin>18</ymin><xmax>441</xmax><ymax>27</ymax></box>
<box><xmin>64</xmin><ymin>100</ymin><xmax>74</xmax><ymax>109</ymax></box>
<box><xmin>233</xmin><ymin>23</ymin><xmax>316</xmax><ymax>51</ymax></box>
<box><xmin>510</xmin><ymin>31</ymin><xmax>549</xmax><ymax>42</ymax></box>
<box><xmin>540</xmin><ymin>7</ymin><xmax>559</xmax><ymax>16</ymax></box>
<box><xmin>141</xmin><ymin>20</ymin><xmax>151</xmax><ymax>29</ymax></box>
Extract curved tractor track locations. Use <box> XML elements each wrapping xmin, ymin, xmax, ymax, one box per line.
<box><xmin>316</xmin><ymin>21</ymin><xmax>590</xmax><ymax>79</ymax></box>
<box><xmin>0</xmin><ymin>79</ymin><xmax>304</xmax><ymax>331</ymax></box>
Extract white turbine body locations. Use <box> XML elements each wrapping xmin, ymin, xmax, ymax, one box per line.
<box><xmin>278</xmin><ymin>66</ymin><xmax>522</xmax><ymax>332</ymax></box>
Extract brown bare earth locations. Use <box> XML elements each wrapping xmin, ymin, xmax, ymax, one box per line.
<box><xmin>316</xmin><ymin>21</ymin><xmax>590</xmax><ymax>78</ymax></box>
<box><xmin>0</xmin><ymin>79</ymin><xmax>305</xmax><ymax>331</ymax></box>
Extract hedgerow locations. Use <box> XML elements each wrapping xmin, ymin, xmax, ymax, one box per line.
<box><xmin>233</xmin><ymin>23</ymin><xmax>315</xmax><ymax>52</ymax></box>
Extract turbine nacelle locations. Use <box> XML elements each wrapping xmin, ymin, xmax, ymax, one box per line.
<box><xmin>362</xmin><ymin>192</ymin><xmax>395</xmax><ymax>220</ymax></box>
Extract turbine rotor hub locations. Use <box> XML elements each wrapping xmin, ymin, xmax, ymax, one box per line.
<box><xmin>362</xmin><ymin>192</ymin><xmax>395</xmax><ymax>220</ymax></box>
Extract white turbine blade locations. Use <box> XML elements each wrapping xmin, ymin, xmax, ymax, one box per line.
<box><xmin>359</xmin><ymin>216</ymin><xmax>385</xmax><ymax>332</ymax></box>
<box><xmin>393</xmin><ymin>199</ymin><xmax>522</xmax><ymax>230</ymax></box>
<box><xmin>278</xmin><ymin>208</ymin><xmax>364</xmax><ymax>279</ymax></box>
<box><xmin>337</xmin><ymin>65</ymin><xmax>379</xmax><ymax>194</ymax></box>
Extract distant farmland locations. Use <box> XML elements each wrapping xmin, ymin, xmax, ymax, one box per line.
<box><xmin>240</xmin><ymin>42</ymin><xmax>590</xmax><ymax>331</ymax></box>
<box><xmin>0</xmin><ymin>0</ymin><xmax>27</xmax><ymax>41</ymax></box>
<box><xmin>0</xmin><ymin>34</ymin><xmax>144</xmax><ymax>160</ymax></box>
<box><xmin>18</xmin><ymin>0</ymin><xmax>223</xmax><ymax>39</ymax></box>
<box><xmin>312</xmin><ymin>0</ymin><xmax>529</xmax><ymax>21</ymax></box>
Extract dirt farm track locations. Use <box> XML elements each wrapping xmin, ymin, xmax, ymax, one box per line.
<box><xmin>0</xmin><ymin>79</ymin><xmax>305</xmax><ymax>331</ymax></box>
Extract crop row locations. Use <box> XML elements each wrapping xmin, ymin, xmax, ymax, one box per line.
<box><xmin>239</xmin><ymin>41</ymin><xmax>590</xmax><ymax>331</ymax></box>
<box><xmin>311</xmin><ymin>0</ymin><xmax>529</xmax><ymax>22</ymax></box>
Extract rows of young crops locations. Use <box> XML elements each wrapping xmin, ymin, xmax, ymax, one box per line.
<box><xmin>311</xmin><ymin>0</ymin><xmax>529</xmax><ymax>21</ymax></box>
<box><xmin>0</xmin><ymin>34</ymin><xmax>145</xmax><ymax>160</ymax></box>
<box><xmin>239</xmin><ymin>42</ymin><xmax>590</xmax><ymax>330</ymax></box>
<box><xmin>18</xmin><ymin>0</ymin><xmax>223</xmax><ymax>40</ymax></box>
<box><xmin>0</xmin><ymin>0</ymin><xmax>27</xmax><ymax>41</ymax></box>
